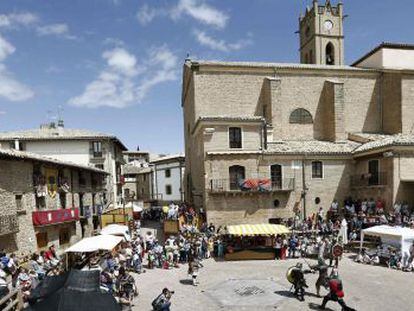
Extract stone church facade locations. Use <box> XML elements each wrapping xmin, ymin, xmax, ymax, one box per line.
<box><xmin>182</xmin><ymin>0</ymin><xmax>414</xmax><ymax>226</ymax></box>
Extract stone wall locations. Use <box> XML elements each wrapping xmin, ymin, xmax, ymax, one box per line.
<box><xmin>204</xmin><ymin>155</ymin><xmax>353</xmax><ymax>226</ymax></box>
<box><xmin>0</xmin><ymin>158</ymin><xmax>106</xmax><ymax>254</ymax></box>
<box><xmin>0</xmin><ymin>160</ymin><xmax>37</xmax><ymax>254</ymax></box>
<box><xmin>191</xmin><ymin>68</ymin><xmax>380</xmax><ymax>143</ymax></box>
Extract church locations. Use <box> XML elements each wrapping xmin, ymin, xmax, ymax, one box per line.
<box><xmin>182</xmin><ymin>0</ymin><xmax>414</xmax><ymax>226</ymax></box>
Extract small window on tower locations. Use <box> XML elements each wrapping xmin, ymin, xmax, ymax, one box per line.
<box><xmin>326</xmin><ymin>42</ymin><xmax>335</xmax><ymax>65</ymax></box>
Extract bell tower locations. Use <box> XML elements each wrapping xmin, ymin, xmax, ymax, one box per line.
<box><xmin>299</xmin><ymin>0</ymin><xmax>344</xmax><ymax>65</ymax></box>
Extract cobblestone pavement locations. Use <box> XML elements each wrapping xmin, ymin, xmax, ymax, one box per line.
<box><xmin>132</xmin><ymin>255</ymin><xmax>414</xmax><ymax>311</ymax></box>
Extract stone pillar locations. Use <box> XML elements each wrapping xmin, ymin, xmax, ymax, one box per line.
<box><xmin>268</xmin><ymin>77</ymin><xmax>282</xmax><ymax>141</ymax></box>
<box><xmin>325</xmin><ymin>80</ymin><xmax>346</xmax><ymax>142</ymax></box>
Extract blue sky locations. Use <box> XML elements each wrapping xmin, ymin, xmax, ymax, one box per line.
<box><xmin>0</xmin><ymin>0</ymin><xmax>413</xmax><ymax>154</ymax></box>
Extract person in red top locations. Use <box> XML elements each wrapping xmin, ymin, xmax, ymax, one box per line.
<box><xmin>320</xmin><ymin>269</ymin><xmax>356</xmax><ymax>311</ymax></box>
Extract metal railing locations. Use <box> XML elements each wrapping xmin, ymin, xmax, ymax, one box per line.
<box><xmin>351</xmin><ymin>172</ymin><xmax>388</xmax><ymax>188</ymax></box>
<box><xmin>209</xmin><ymin>178</ymin><xmax>295</xmax><ymax>193</ymax></box>
<box><xmin>0</xmin><ymin>214</ymin><xmax>19</xmax><ymax>236</ymax></box>
<box><xmin>0</xmin><ymin>289</ymin><xmax>23</xmax><ymax>311</ymax></box>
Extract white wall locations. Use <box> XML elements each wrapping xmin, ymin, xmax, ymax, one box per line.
<box><xmin>356</xmin><ymin>49</ymin><xmax>383</xmax><ymax>69</ymax></box>
<box><xmin>154</xmin><ymin>161</ymin><xmax>184</xmax><ymax>202</ymax></box>
<box><xmin>25</xmin><ymin>140</ymin><xmax>90</xmax><ymax>165</ymax></box>
<box><xmin>383</xmin><ymin>48</ymin><xmax>414</xmax><ymax>70</ymax></box>
<box><xmin>356</xmin><ymin>48</ymin><xmax>414</xmax><ymax>70</ymax></box>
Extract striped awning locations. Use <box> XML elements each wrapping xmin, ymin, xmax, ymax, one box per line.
<box><xmin>226</xmin><ymin>224</ymin><xmax>290</xmax><ymax>236</ymax></box>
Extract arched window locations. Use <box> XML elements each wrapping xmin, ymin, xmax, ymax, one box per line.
<box><xmin>289</xmin><ymin>108</ymin><xmax>313</xmax><ymax>124</ymax></box>
<box><xmin>270</xmin><ymin>164</ymin><xmax>282</xmax><ymax>190</ymax></box>
<box><xmin>229</xmin><ymin>165</ymin><xmax>245</xmax><ymax>190</ymax></box>
<box><xmin>326</xmin><ymin>42</ymin><xmax>335</xmax><ymax>65</ymax></box>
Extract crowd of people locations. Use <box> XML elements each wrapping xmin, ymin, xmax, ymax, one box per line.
<box><xmin>0</xmin><ymin>244</ymin><xmax>63</xmax><ymax>306</ymax></box>
<box><xmin>2</xmin><ymin>198</ymin><xmax>414</xmax><ymax>310</ymax></box>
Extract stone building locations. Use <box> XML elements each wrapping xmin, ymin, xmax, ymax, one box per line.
<box><xmin>122</xmin><ymin>165</ymin><xmax>154</xmax><ymax>202</ymax></box>
<box><xmin>0</xmin><ymin>121</ymin><xmax>126</xmax><ymax>209</ymax></box>
<box><xmin>151</xmin><ymin>155</ymin><xmax>185</xmax><ymax>204</ymax></box>
<box><xmin>182</xmin><ymin>0</ymin><xmax>414</xmax><ymax>226</ymax></box>
<box><xmin>0</xmin><ymin>148</ymin><xmax>107</xmax><ymax>255</ymax></box>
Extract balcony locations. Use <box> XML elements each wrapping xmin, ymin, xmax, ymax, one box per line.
<box><xmin>351</xmin><ymin>172</ymin><xmax>388</xmax><ymax>188</ymax></box>
<box><xmin>0</xmin><ymin>214</ymin><xmax>19</xmax><ymax>236</ymax></box>
<box><xmin>209</xmin><ymin>178</ymin><xmax>295</xmax><ymax>194</ymax></box>
<box><xmin>32</xmin><ymin>207</ymin><xmax>79</xmax><ymax>227</ymax></box>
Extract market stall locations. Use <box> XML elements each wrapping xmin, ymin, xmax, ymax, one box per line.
<box><xmin>360</xmin><ymin>225</ymin><xmax>414</xmax><ymax>260</ymax></box>
<box><xmin>65</xmin><ymin>235</ymin><xmax>124</xmax><ymax>253</ymax></box>
<box><xmin>100</xmin><ymin>224</ymin><xmax>131</xmax><ymax>241</ymax></box>
<box><xmin>223</xmin><ymin>224</ymin><xmax>290</xmax><ymax>261</ymax></box>
<box><xmin>64</xmin><ymin>235</ymin><xmax>124</xmax><ymax>269</ymax></box>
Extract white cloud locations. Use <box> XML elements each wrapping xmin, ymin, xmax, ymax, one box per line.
<box><xmin>136</xmin><ymin>46</ymin><xmax>178</xmax><ymax>102</ymax></box>
<box><xmin>0</xmin><ymin>64</ymin><xmax>34</xmax><ymax>101</ymax></box>
<box><xmin>136</xmin><ymin>4</ymin><xmax>162</xmax><ymax>26</ymax></box>
<box><xmin>193</xmin><ymin>30</ymin><xmax>252</xmax><ymax>52</ymax></box>
<box><xmin>0</xmin><ymin>12</ymin><xmax>39</xmax><ymax>28</ymax></box>
<box><xmin>0</xmin><ymin>111</ymin><xmax>6</xmax><ymax>115</ymax></box>
<box><xmin>45</xmin><ymin>65</ymin><xmax>62</xmax><ymax>74</ymax></box>
<box><xmin>102</xmin><ymin>48</ymin><xmax>138</xmax><ymax>76</ymax></box>
<box><xmin>68</xmin><ymin>45</ymin><xmax>178</xmax><ymax>108</ymax></box>
<box><xmin>103</xmin><ymin>37</ymin><xmax>125</xmax><ymax>47</ymax></box>
<box><xmin>0</xmin><ymin>35</ymin><xmax>15</xmax><ymax>61</ymax></box>
<box><xmin>0</xmin><ymin>35</ymin><xmax>34</xmax><ymax>101</ymax></box>
<box><xmin>137</xmin><ymin>0</ymin><xmax>228</xmax><ymax>29</ymax></box>
<box><xmin>173</xmin><ymin>0</ymin><xmax>228</xmax><ymax>29</ymax></box>
<box><xmin>36</xmin><ymin>23</ymin><xmax>76</xmax><ymax>39</ymax></box>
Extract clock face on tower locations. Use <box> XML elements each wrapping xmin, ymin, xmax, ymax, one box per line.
<box><xmin>324</xmin><ymin>20</ymin><xmax>333</xmax><ymax>31</ymax></box>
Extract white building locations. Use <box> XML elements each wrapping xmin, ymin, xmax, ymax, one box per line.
<box><xmin>0</xmin><ymin>121</ymin><xmax>126</xmax><ymax>208</ymax></box>
<box><xmin>151</xmin><ymin>155</ymin><xmax>185</xmax><ymax>203</ymax></box>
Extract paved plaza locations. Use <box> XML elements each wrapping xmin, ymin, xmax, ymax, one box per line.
<box><xmin>132</xmin><ymin>255</ymin><xmax>414</xmax><ymax>311</ymax></box>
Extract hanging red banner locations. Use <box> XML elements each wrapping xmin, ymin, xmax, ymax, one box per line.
<box><xmin>32</xmin><ymin>208</ymin><xmax>79</xmax><ymax>226</ymax></box>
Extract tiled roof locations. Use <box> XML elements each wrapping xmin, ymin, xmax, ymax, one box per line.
<box><xmin>198</xmin><ymin>116</ymin><xmax>264</xmax><ymax>122</ymax></box>
<box><xmin>123</xmin><ymin>165</ymin><xmax>152</xmax><ymax>175</ymax></box>
<box><xmin>352</xmin><ymin>134</ymin><xmax>414</xmax><ymax>153</ymax></box>
<box><xmin>206</xmin><ymin>132</ymin><xmax>414</xmax><ymax>157</ymax></box>
<box><xmin>188</xmin><ymin>60</ymin><xmax>376</xmax><ymax>72</ymax></box>
<box><xmin>151</xmin><ymin>154</ymin><xmax>185</xmax><ymax>164</ymax></box>
<box><xmin>0</xmin><ymin>148</ymin><xmax>108</xmax><ymax>174</ymax></box>
<box><xmin>0</xmin><ymin>127</ymin><xmax>127</xmax><ymax>150</ymax></box>
<box><xmin>266</xmin><ymin>140</ymin><xmax>360</xmax><ymax>155</ymax></box>
<box><xmin>207</xmin><ymin>141</ymin><xmax>359</xmax><ymax>156</ymax></box>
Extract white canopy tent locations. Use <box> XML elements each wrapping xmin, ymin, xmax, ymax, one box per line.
<box><xmin>65</xmin><ymin>235</ymin><xmax>123</xmax><ymax>253</ymax></box>
<box><xmin>360</xmin><ymin>225</ymin><xmax>414</xmax><ymax>256</ymax></box>
<box><xmin>125</xmin><ymin>201</ymin><xmax>143</xmax><ymax>212</ymax></box>
<box><xmin>100</xmin><ymin>224</ymin><xmax>131</xmax><ymax>241</ymax></box>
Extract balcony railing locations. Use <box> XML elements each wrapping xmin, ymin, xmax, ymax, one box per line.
<box><xmin>209</xmin><ymin>178</ymin><xmax>295</xmax><ymax>193</ymax></box>
<box><xmin>0</xmin><ymin>214</ymin><xmax>19</xmax><ymax>236</ymax></box>
<box><xmin>351</xmin><ymin>172</ymin><xmax>388</xmax><ymax>188</ymax></box>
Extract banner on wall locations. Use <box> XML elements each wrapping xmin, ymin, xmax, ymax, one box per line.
<box><xmin>45</xmin><ymin>168</ymin><xmax>58</xmax><ymax>198</ymax></box>
<box><xmin>32</xmin><ymin>207</ymin><xmax>79</xmax><ymax>226</ymax></box>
